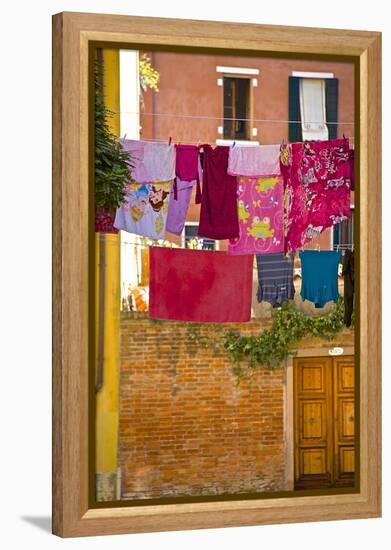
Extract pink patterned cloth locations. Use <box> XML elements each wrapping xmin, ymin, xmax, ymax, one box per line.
<box><xmin>95</xmin><ymin>209</ymin><xmax>119</xmax><ymax>234</ymax></box>
<box><xmin>280</xmin><ymin>138</ymin><xmax>352</xmax><ymax>253</ymax></box>
<box><xmin>227</xmin><ymin>144</ymin><xmax>281</xmax><ymax>177</ymax></box>
<box><xmin>228</xmin><ymin>176</ymin><xmax>284</xmax><ymax>255</ymax></box>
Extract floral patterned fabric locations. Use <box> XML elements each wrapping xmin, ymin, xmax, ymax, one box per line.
<box><xmin>114</xmin><ymin>181</ymin><xmax>171</xmax><ymax>240</ymax></box>
<box><xmin>95</xmin><ymin>209</ymin><xmax>119</xmax><ymax>234</ymax></box>
<box><xmin>280</xmin><ymin>138</ymin><xmax>352</xmax><ymax>252</ymax></box>
<box><xmin>228</xmin><ymin>176</ymin><xmax>284</xmax><ymax>255</ymax></box>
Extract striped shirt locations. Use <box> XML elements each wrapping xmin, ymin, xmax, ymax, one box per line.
<box><xmin>256</xmin><ymin>253</ymin><xmax>295</xmax><ymax>307</ymax></box>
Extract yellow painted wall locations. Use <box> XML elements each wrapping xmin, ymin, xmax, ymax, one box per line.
<box><xmin>103</xmin><ymin>49</ymin><xmax>120</xmax><ymax>135</ymax></box>
<box><xmin>95</xmin><ymin>48</ymin><xmax>121</xmax><ymax>474</ymax></box>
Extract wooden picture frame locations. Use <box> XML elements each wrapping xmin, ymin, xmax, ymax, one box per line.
<box><xmin>52</xmin><ymin>11</ymin><xmax>381</xmax><ymax>537</ymax></box>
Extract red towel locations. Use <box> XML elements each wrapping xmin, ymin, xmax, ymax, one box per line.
<box><xmin>149</xmin><ymin>247</ymin><xmax>253</xmax><ymax>323</ymax></box>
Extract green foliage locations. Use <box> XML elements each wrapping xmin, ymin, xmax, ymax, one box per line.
<box><xmin>95</xmin><ymin>59</ymin><xmax>134</xmax><ymax>213</ymax></box>
<box><xmin>223</xmin><ymin>298</ymin><xmax>347</xmax><ymax>379</ymax></box>
<box><xmin>182</xmin><ymin>299</ymin><xmax>349</xmax><ymax>381</ymax></box>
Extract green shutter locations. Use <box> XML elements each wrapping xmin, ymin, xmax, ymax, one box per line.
<box><xmin>288</xmin><ymin>76</ymin><xmax>302</xmax><ymax>142</ymax></box>
<box><xmin>326</xmin><ymin>78</ymin><xmax>338</xmax><ymax>139</ymax></box>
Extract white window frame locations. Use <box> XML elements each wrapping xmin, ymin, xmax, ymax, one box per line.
<box><xmin>218</xmin><ymin>69</ymin><xmax>258</xmax><ymax>144</ymax></box>
<box><xmin>216</xmin><ymin>66</ymin><xmax>259</xmax><ymax>76</ymax></box>
<box><xmin>292</xmin><ymin>71</ymin><xmax>334</xmax><ymax>79</ymax></box>
<box><xmin>215</xmin><ymin>139</ymin><xmax>259</xmax><ymax>146</ymax></box>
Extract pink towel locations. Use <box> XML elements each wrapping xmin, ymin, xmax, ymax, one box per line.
<box><xmin>149</xmin><ymin>247</ymin><xmax>253</xmax><ymax>323</ymax></box>
<box><xmin>227</xmin><ymin>144</ymin><xmax>281</xmax><ymax>177</ymax></box>
<box><xmin>228</xmin><ymin>176</ymin><xmax>284</xmax><ymax>255</ymax></box>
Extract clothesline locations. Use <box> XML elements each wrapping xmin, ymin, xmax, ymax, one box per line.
<box><xmin>115</xmin><ymin>110</ymin><xmax>355</xmax><ymax>126</ymax></box>
<box><xmin>120</xmin><ymin>136</ymin><xmax>355</xmax><ymax>146</ymax></box>
<box><xmin>118</xmin><ymin>239</ymin><xmax>354</xmax><ymax>250</ymax></box>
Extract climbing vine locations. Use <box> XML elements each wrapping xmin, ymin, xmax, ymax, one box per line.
<box><xmin>184</xmin><ymin>298</ymin><xmax>349</xmax><ymax>380</ymax></box>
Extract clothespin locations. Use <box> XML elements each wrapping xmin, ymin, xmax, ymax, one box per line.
<box><xmin>232</xmin><ymin>140</ymin><xmax>236</xmax><ymax>148</ymax></box>
<box><xmin>316</xmin><ymin>244</ymin><xmax>320</xmax><ymax>252</ymax></box>
<box><xmin>168</xmin><ymin>136</ymin><xmax>172</xmax><ymax>145</ymax></box>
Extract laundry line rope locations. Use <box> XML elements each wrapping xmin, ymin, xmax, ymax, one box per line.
<box><xmin>115</xmin><ymin>110</ymin><xmax>355</xmax><ymax>126</ymax></box>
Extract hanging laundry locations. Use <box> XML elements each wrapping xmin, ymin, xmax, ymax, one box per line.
<box><xmin>165</xmin><ymin>177</ymin><xmax>196</xmax><ymax>235</ymax></box>
<box><xmin>166</xmin><ymin>154</ymin><xmax>203</xmax><ymax>236</ymax></box>
<box><xmin>197</xmin><ymin>145</ymin><xmax>239</xmax><ymax>240</ymax></box>
<box><xmin>174</xmin><ymin>144</ymin><xmax>202</xmax><ymax>202</ymax></box>
<box><xmin>149</xmin><ymin>247</ymin><xmax>253</xmax><ymax>322</ymax></box>
<box><xmin>299</xmin><ymin>250</ymin><xmax>341</xmax><ymax>308</ymax></box>
<box><xmin>348</xmin><ymin>148</ymin><xmax>355</xmax><ymax>191</ymax></box>
<box><xmin>255</xmin><ymin>253</ymin><xmax>295</xmax><ymax>307</ymax></box>
<box><xmin>280</xmin><ymin>139</ymin><xmax>352</xmax><ymax>253</ymax></box>
<box><xmin>228</xmin><ymin>175</ymin><xmax>284</xmax><ymax>255</ymax></box>
<box><xmin>120</xmin><ymin>138</ymin><xmax>176</xmax><ymax>183</ymax></box>
<box><xmin>113</xmin><ymin>181</ymin><xmax>171</xmax><ymax>240</ymax></box>
<box><xmin>342</xmin><ymin>249</ymin><xmax>354</xmax><ymax>327</ymax></box>
<box><xmin>227</xmin><ymin>144</ymin><xmax>281</xmax><ymax>177</ymax></box>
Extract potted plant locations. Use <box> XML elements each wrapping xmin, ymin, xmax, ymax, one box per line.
<box><xmin>94</xmin><ymin>58</ymin><xmax>134</xmax><ymax>233</ymax></box>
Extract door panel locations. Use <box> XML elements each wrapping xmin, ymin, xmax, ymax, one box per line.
<box><xmin>301</xmin><ymin>401</ymin><xmax>326</xmax><ymax>440</ymax></box>
<box><xmin>294</xmin><ymin>357</ymin><xmax>334</xmax><ymax>489</ymax></box>
<box><xmin>333</xmin><ymin>357</ymin><xmax>355</xmax><ymax>486</ymax></box>
<box><xmin>300</xmin><ymin>448</ymin><xmax>327</xmax><ymax>475</ymax></box>
<box><xmin>294</xmin><ymin>356</ymin><xmax>355</xmax><ymax>489</ymax></box>
<box><xmin>299</xmin><ymin>363</ymin><xmax>327</xmax><ymax>393</ymax></box>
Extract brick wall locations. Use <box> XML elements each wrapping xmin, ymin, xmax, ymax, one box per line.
<box><xmin>118</xmin><ymin>313</ymin><xmax>353</xmax><ymax>499</ymax></box>
<box><xmin>119</xmin><ymin>315</ymin><xmax>287</xmax><ymax>499</ymax></box>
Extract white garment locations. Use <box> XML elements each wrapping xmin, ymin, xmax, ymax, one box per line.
<box><xmin>227</xmin><ymin>144</ymin><xmax>281</xmax><ymax>177</ymax></box>
<box><xmin>120</xmin><ymin>139</ymin><xmax>176</xmax><ymax>183</ymax></box>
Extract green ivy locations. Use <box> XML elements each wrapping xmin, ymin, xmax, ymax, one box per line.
<box><xmin>184</xmin><ymin>298</ymin><xmax>350</xmax><ymax>380</ymax></box>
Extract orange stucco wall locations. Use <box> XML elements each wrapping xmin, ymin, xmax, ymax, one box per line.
<box><xmin>141</xmin><ymin>52</ymin><xmax>354</xmax><ymax>145</ymax></box>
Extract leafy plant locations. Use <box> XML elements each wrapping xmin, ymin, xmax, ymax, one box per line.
<box><xmin>223</xmin><ymin>298</ymin><xmax>347</xmax><ymax>379</ymax></box>
<box><xmin>95</xmin><ymin>59</ymin><xmax>134</xmax><ymax>214</ymax></box>
<box><xmin>182</xmin><ymin>298</ymin><xmax>349</xmax><ymax>381</ymax></box>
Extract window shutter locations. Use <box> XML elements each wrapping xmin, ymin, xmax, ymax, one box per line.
<box><xmin>288</xmin><ymin>76</ymin><xmax>302</xmax><ymax>142</ymax></box>
<box><xmin>326</xmin><ymin>78</ymin><xmax>338</xmax><ymax>139</ymax></box>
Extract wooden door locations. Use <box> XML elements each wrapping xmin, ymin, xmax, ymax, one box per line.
<box><xmin>293</xmin><ymin>356</ymin><xmax>355</xmax><ymax>489</ymax></box>
<box><xmin>333</xmin><ymin>357</ymin><xmax>356</xmax><ymax>486</ymax></box>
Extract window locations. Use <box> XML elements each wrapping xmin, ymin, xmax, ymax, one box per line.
<box><xmin>183</xmin><ymin>224</ymin><xmax>217</xmax><ymax>250</ymax></box>
<box><xmin>288</xmin><ymin>73</ymin><xmax>338</xmax><ymax>142</ymax></box>
<box><xmin>299</xmin><ymin>79</ymin><xmax>328</xmax><ymax>141</ymax></box>
<box><xmin>223</xmin><ymin>77</ymin><xmax>251</xmax><ymax>140</ymax></box>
